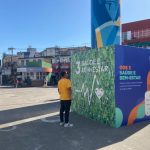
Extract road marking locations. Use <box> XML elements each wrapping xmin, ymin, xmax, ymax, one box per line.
<box><xmin>0</xmin><ymin>126</ymin><xmax>17</xmax><ymax>132</ymax></box>
<box><xmin>0</xmin><ymin>112</ymin><xmax>59</xmax><ymax>129</ymax></box>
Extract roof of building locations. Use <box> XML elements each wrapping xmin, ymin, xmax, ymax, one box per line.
<box><xmin>122</xmin><ymin>19</ymin><xmax>150</xmax><ymax>32</ymax></box>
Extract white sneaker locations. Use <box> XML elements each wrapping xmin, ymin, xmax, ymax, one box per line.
<box><xmin>59</xmin><ymin>122</ymin><xmax>64</xmax><ymax>126</ymax></box>
<box><xmin>64</xmin><ymin>123</ymin><xmax>73</xmax><ymax>128</ymax></box>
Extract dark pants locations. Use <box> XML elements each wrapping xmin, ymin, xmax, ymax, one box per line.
<box><xmin>60</xmin><ymin>100</ymin><xmax>71</xmax><ymax>123</ymax></box>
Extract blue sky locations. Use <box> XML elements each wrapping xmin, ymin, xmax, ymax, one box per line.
<box><xmin>0</xmin><ymin>0</ymin><xmax>149</xmax><ymax>56</ymax></box>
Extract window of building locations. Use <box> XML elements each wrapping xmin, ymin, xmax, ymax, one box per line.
<box><xmin>26</xmin><ymin>60</ymin><xmax>29</xmax><ymax>65</ymax></box>
<box><xmin>35</xmin><ymin>72</ymin><xmax>45</xmax><ymax>80</ymax></box>
<box><xmin>30</xmin><ymin>72</ymin><xmax>34</xmax><ymax>79</ymax></box>
<box><xmin>21</xmin><ymin>60</ymin><xmax>24</xmax><ymax>66</ymax></box>
<box><xmin>27</xmin><ymin>73</ymin><xmax>30</xmax><ymax>78</ymax></box>
<box><xmin>40</xmin><ymin>72</ymin><xmax>43</xmax><ymax>80</ymax></box>
<box><xmin>127</xmin><ymin>31</ymin><xmax>132</xmax><ymax>40</ymax></box>
<box><xmin>122</xmin><ymin>31</ymin><xmax>132</xmax><ymax>41</ymax></box>
<box><xmin>143</xmin><ymin>29</ymin><xmax>147</xmax><ymax>37</ymax></box>
<box><xmin>139</xmin><ymin>30</ymin><xmax>143</xmax><ymax>38</ymax></box>
<box><xmin>133</xmin><ymin>28</ymin><xmax>150</xmax><ymax>39</ymax></box>
<box><xmin>22</xmin><ymin>72</ymin><xmax>27</xmax><ymax>80</ymax></box>
<box><xmin>142</xmin><ymin>28</ymin><xmax>150</xmax><ymax>38</ymax></box>
<box><xmin>122</xmin><ymin>32</ymin><xmax>127</xmax><ymax>42</ymax></box>
<box><xmin>147</xmin><ymin>28</ymin><xmax>150</xmax><ymax>37</ymax></box>
<box><xmin>134</xmin><ymin>31</ymin><xmax>139</xmax><ymax>39</ymax></box>
<box><xmin>36</xmin><ymin>72</ymin><xmax>39</xmax><ymax>80</ymax></box>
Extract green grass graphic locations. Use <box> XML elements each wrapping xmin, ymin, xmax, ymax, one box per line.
<box><xmin>71</xmin><ymin>46</ymin><xmax>115</xmax><ymax>127</ymax></box>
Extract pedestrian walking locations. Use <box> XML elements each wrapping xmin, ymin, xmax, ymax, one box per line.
<box><xmin>15</xmin><ymin>78</ymin><xmax>19</xmax><ymax>88</ymax></box>
<box><xmin>58</xmin><ymin>71</ymin><xmax>73</xmax><ymax>127</ymax></box>
<box><xmin>43</xmin><ymin>78</ymin><xmax>48</xmax><ymax>87</ymax></box>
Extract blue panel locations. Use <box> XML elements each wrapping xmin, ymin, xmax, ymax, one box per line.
<box><xmin>115</xmin><ymin>45</ymin><xmax>150</xmax><ymax>127</ymax></box>
<box><xmin>91</xmin><ymin>0</ymin><xmax>121</xmax><ymax>48</ymax></box>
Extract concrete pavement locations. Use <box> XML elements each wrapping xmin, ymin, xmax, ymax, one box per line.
<box><xmin>0</xmin><ymin>87</ymin><xmax>59</xmax><ymax>111</ymax></box>
<box><xmin>0</xmin><ymin>87</ymin><xmax>150</xmax><ymax>150</ymax></box>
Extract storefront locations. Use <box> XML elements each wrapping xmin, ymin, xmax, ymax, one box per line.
<box><xmin>17</xmin><ymin>67</ymin><xmax>52</xmax><ymax>86</ymax></box>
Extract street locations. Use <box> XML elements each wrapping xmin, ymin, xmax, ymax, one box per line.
<box><xmin>0</xmin><ymin>87</ymin><xmax>150</xmax><ymax>150</ymax></box>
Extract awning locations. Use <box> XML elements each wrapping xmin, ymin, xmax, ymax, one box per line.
<box><xmin>17</xmin><ymin>67</ymin><xmax>52</xmax><ymax>73</ymax></box>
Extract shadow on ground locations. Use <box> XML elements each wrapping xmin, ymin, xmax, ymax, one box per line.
<box><xmin>0</xmin><ymin>101</ymin><xmax>149</xmax><ymax>150</ymax></box>
<box><xmin>0</xmin><ymin>101</ymin><xmax>59</xmax><ymax>124</ymax></box>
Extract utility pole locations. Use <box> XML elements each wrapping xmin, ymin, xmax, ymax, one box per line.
<box><xmin>8</xmin><ymin>47</ymin><xmax>15</xmax><ymax>62</ymax></box>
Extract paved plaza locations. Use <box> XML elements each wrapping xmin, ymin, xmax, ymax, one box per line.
<box><xmin>0</xmin><ymin>87</ymin><xmax>150</xmax><ymax>150</ymax></box>
<box><xmin>0</xmin><ymin>87</ymin><xmax>59</xmax><ymax>111</ymax></box>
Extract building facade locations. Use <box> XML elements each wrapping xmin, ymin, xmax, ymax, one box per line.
<box><xmin>1</xmin><ymin>46</ymin><xmax>90</xmax><ymax>86</ymax></box>
<box><xmin>17</xmin><ymin>49</ymin><xmax>52</xmax><ymax>86</ymax></box>
<box><xmin>1</xmin><ymin>54</ymin><xmax>18</xmax><ymax>85</ymax></box>
<box><xmin>41</xmin><ymin>46</ymin><xmax>90</xmax><ymax>73</ymax></box>
<box><xmin>122</xmin><ymin>19</ymin><xmax>150</xmax><ymax>48</ymax></box>
<box><xmin>41</xmin><ymin>46</ymin><xmax>91</xmax><ymax>85</ymax></box>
